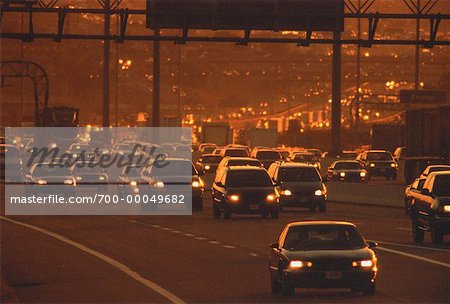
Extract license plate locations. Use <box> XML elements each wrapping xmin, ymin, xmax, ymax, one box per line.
<box><xmin>325</xmin><ymin>271</ymin><xmax>342</xmax><ymax>279</ymax></box>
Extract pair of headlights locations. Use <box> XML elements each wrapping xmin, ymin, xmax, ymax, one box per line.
<box><xmin>281</xmin><ymin>189</ymin><xmax>324</xmax><ymax>196</ymax></box>
<box><xmin>339</xmin><ymin>172</ymin><xmax>366</xmax><ymax>177</ymax></box>
<box><xmin>289</xmin><ymin>259</ymin><xmax>375</xmax><ymax>269</ymax></box>
<box><xmin>228</xmin><ymin>193</ymin><xmax>277</xmax><ymax>202</ymax></box>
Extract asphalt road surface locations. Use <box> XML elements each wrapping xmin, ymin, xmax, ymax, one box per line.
<box><xmin>1</xmin><ymin>183</ymin><xmax>450</xmax><ymax>303</ymax></box>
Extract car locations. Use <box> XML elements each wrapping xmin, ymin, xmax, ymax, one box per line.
<box><xmin>419</xmin><ymin>165</ymin><xmax>450</xmax><ymax>178</ymax></box>
<box><xmin>404</xmin><ymin>177</ymin><xmax>426</xmax><ymax>215</ymax></box>
<box><xmin>356</xmin><ymin>150</ymin><xmax>397</xmax><ymax>180</ymax></box>
<box><xmin>276</xmin><ymin>149</ymin><xmax>290</xmax><ymax>161</ymax></box>
<box><xmin>66</xmin><ymin>143</ymin><xmax>96</xmax><ymax>159</ymax></box>
<box><xmin>25</xmin><ymin>162</ymin><xmax>76</xmax><ymax>196</ymax></box>
<box><xmin>268</xmin><ymin>162</ymin><xmax>326</xmax><ymax>212</ymax></box>
<box><xmin>71</xmin><ymin>162</ymin><xmax>109</xmax><ymax>188</ymax></box>
<box><xmin>306</xmin><ymin>149</ymin><xmax>323</xmax><ymax>159</ymax></box>
<box><xmin>117</xmin><ymin>164</ymin><xmax>148</xmax><ymax>196</ymax></box>
<box><xmin>211</xmin><ymin>166</ymin><xmax>279</xmax><ymax>219</ymax></box>
<box><xmin>199</xmin><ymin>143</ymin><xmax>218</xmax><ymax>154</ymax></box>
<box><xmin>220</xmin><ymin>147</ymin><xmax>249</xmax><ymax>158</ymax></box>
<box><xmin>339</xmin><ymin>151</ymin><xmax>358</xmax><ymax>160</ymax></box>
<box><xmin>326</xmin><ymin>161</ymin><xmax>368</xmax><ymax>183</ymax></box>
<box><xmin>141</xmin><ymin>158</ymin><xmax>204</xmax><ymax>211</ymax></box>
<box><xmin>290</xmin><ymin>152</ymin><xmax>321</xmax><ymax>170</ymax></box>
<box><xmin>251</xmin><ymin>149</ymin><xmax>282</xmax><ymax>169</ymax></box>
<box><xmin>410</xmin><ymin>171</ymin><xmax>450</xmax><ymax>244</ymax></box>
<box><xmin>213</xmin><ymin>148</ymin><xmax>222</xmax><ymax>155</ymax></box>
<box><xmin>195</xmin><ymin>154</ymin><xmax>223</xmax><ymax>174</ymax></box>
<box><xmin>269</xmin><ymin>221</ymin><xmax>378</xmax><ymax>296</ymax></box>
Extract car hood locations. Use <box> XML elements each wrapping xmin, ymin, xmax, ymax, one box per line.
<box><xmin>280</xmin><ymin>182</ymin><xmax>323</xmax><ymax>191</ymax></box>
<box><xmin>227</xmin><ymin>186</ymin><xmax>274</xmax><ymax>195</ymax></box>
<box><xmin>285</xmin><ymin>248</ymin><xmax>373</xmax><ymax>261</ymax></box>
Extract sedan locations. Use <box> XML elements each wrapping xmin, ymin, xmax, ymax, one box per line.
<box><xmin>326</xmin><ymin>161</ymin><xmax>368</xmax><ymax>182</ymax></box>
<box><xmin>269</xmin><ymin>221</ymin><xmax>377</xmax><ymax>296</ymax></box>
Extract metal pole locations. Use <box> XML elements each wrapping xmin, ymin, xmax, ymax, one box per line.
<box><xmin>355</xmin><ymin>0</ymin><xmax>361</xmax><ymax>127</ymax></box>
<box><xmin>331</xmin><ymin>30</ymin><xmax>342</xmax><ymax>157</ymax></box>
<box><xmin>415</xmin><ymin>0</ymin><xmax>421</xmax><ymax>90</ymax></box>
<box><xmin>115</xmin><ymin>14</ymin><xmax>119</xmax><ymax>126</ymax></box>
<box><xmin>102</xmin><ymin>0</ymin><xmax>110</xmax><ymax>127</ymax></box>
<box><xmin>152</xmin><ymin>29</ymin><xmax>160</xmax><ymax>127</ymax></box>
<box><xmin>178</xmin><ymin>35</ymin><xmax>182</xmax><ymax>126</ymax></box>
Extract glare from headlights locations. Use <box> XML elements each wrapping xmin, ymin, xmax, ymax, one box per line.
<box><xmin>76</xmin><ymin>176</ymin><xmax>82</xmax><ymax>180</ymax></box>
<box><xmin>266</xmin><ymin>193</ymin><xmax>276</xmax><ymax>202</ymax></box>
<box><xmin>130</xmin><ymin>180</ymin><xmax>137</xmax><ymax>187</ymax></box>
<box><xmin>289</xmin><ymin>261</ymin><xmax>303</xmax><ymax>268</ymax></box>
<box><xmin>444</xmin><ymin>205</ymin><xmax>450</xmax><ymax>212</ymax></box>
<box><xmin>64</xmin><ymin>179</ymin><xmax>73</xmax><ymax>185</ymax></box>
<box><xmin>192</xmin><ymin>180</ymin><xmax>202</xmax><ymax>188</ymax></box>
<box><xmin>314</xmin><ymin>189</ymin><xmax>323</xmax><ymax>196</ymax></box>
<box><xmin>229</xmin><ymin>194</ymin><xmax>240</xmax><ymax>202</ymax></box>
<box><xmin>283</xmin><ymin>189</ymin><xmax>292</xmax><ymax>196</ymax></box>
<box><xmin>133</xmin><ymin>187</ymin><xmax>139</xmax><ymax>193</ymax></box>
<box><xmin>99</xmin><ymin>176</ymin><xmax>106</xmax><ymax>181</ymax></box>
<box><xmin>204</xmin><ymin>165</ymin><xmax>211</xmax><ymax>170</ymax></box>
<box><xmin>340</xmin><ymin>172</ymin><xmax>346</xmax><ymax>177</ymax></box>
<box><xmin>353</xmin><ymin>260</ymin><xmax>374</xmax><ymax>268</ymax></box>
<box><xmin>391</xmin><ymin>163</ymin><xmax>397</xmax><ymax>168</ymax></box>
<box><xmin>360</xmin><ymin>172</ymin><xmax>367</xmax><ymax>177</ymax></box>
<box><xmin>37</xmin><ymin>179</ymin><xmax>47</xmax><ymax>185</ymax></box>
<box><xmin>154</xmin><ymin>181</ymin><xmax>165</xmax><ymax>188</ymax></box>
<box><xmin>370</xmin><ymin>163</ymin><xmax>376</xmax><ymax>167</ymax></box>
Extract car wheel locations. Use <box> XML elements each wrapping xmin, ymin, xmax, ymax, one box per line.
<box><xmin>412</xmin><ymin>221</ymin><xmax>425</xmax><ymax>243</ymax></box>
<box><xmin>362</xmin><ymin>281</ymin><xmax>375</xmax><ymax>296</ymax></box>
<box><xmin>318</xmin><ymin>203</ymin><xmax>326</xmax><ymax>212</ymax></box>
<box><xmin>213</xmin><ymin>205</ymin><xmax>221</xmax><ymax>219</ymax></box>
<box><xmin>270</xmin><ymin>208</ymin><xmax>279</xmax><ymax>219</ymax></box>
<box><xmin>281</xmin><ymin>276</ymin><xmax>295</xmax><ymax>296</ymax></box>
<box><xmin>270</xmin><ymin>276</ymin><xmax>281</xmax><ymax>294</ymax></box>
<box><xmin>431</xmin><ymin>228</ymin><xmax>444</xmax><ymax>245</ymax></box>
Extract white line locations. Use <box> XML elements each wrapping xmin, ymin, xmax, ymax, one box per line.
<box><xmin>377</xmin><ymin>246</ymin><xmax>450</xmax><ymax>268</ymax></box>
<box><xmin>0</xmin><ymin>216</ymin><xmax>185</xmax><ymax>304</ymax></box>
<box><xmin>128</xmin><ymin>220</ymin><xmax>139</xmax><ymax>224</ymax></box>
<box><xmin>377</xmin><ymin>240</ymin><xmax>450</xmax><ymax>252</ymax></box>
<box><xmin>183</xmin><ymin>233</ymin><xmax>194</xmax><ymax>237</ymax></box>
<box><xmin>195</xmin><ymin>237</ymin><xmax>207</xmax><ymax>240</ymax></box>
<box><xmin>151</xmin><ymin>224</ymin><xmax>161</xmax><ymax>228</ymax></box>
<box><xmin>223</xmin><ymin>245</ymin><xmax>236</xmax><ymax>249</ymax></box>
<box><xmin>208</xmin><ymin>241</ymin><xmax>220</xmax><ymax>245</ymax></box>
<box><xmin>170</xmin><ymin>230</ymin><xmax>182</xmax><ymax>234</ymax></box>
<box><xmin>161</xmin><ymin>227</ymin><xmax>172</xmax><ymax>231</ymax></box>
<box><xmin>395</xmin><ymin>227</ymin><xmax>410</xmax><ymax>231</ymax></box>
<box><xmin>250</xmin><ymin>253</ymin><xmax>259</xmax><ymax>257</ymax></box>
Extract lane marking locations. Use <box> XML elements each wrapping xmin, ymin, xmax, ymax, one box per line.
<box><xmin>194</xmin><ymin>237</ymin><xmax>207</xmax><ymax>240</ymax></box>
<box><xmin>250</xmin><ymin>253</ymin><xmax>259</xmax><ymax>257</ymax></box>
<box><xmin>161</xmin><ymin>227</ymin><xmax>172</xmax><ymax>231</ymax></box>
<box><xmin>0</xmin><ymin>216</ymin><xmax>185</xmax><ymax>304</ymax></box>
<box><xmin>395</xmin><ymin>227</ymin><xmax>410</xmax><ymax>231</ymax></box>
<box><xmin>151</xmin><ymin>224</ymin><xmax>161</xmax><ymax>228</ymax></box>
<box><xmin>377</xmin><ymin>246</ymin><xmax>450</xmax><ymax>268</ymax></box>
<box><xmin>170</xmin><ymin>230</ymin><xmax>182</xmax><ymax>234</ymax></box>
<box><xmin>223</xmin><ymin>245</ymin><xmax>236</xmax><ymax>249</ymax></box>
<box><xmin>208</xmin><ymin>241</ymin><xmax>220</xmax><ymax>245</ymax></box>
<box><xmin>128</xmin><ymin>220</ymin><xmax>139</xmax><ymax>224</ymax></box>
<box><xmin>183</xmin><ymin>233</ymin><xmax>194</xmax><ymax>237</ymax></box>
<box><xmin>377</xmin><ymin>240</ymin><xmax>450</xmax><ymax>252</ymax></box>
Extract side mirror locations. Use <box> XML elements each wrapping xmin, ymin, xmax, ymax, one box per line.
<box><xmin>270</xmin><ymin>242</ymin><xmax>279</xmax><ymax>249</ymax></box>
<box><xmin>215</xmin><ymin>181</ymin><xmax>224</xmax><ymax>188</ymax></box>
<box><xmin>367</xmin><ymin>241</ymin><xmax>378</xmax><ymax>249</ymax></box>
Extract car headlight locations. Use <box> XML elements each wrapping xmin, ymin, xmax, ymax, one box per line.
<box><xmin>64</xmin><ymin>179</ymin><xmax>73</xmax><ymax>185</ymax></box>
<box><xmin>76</xmin><ymin>176</ymin><xmax>82</xmax><ymax>180</ymax></box>
<box><xmin>360</xmin><ymin>171</ymin><xmax>366</xmax><ymax>177</ymax></box>
<box><xmin>289</xmin><ymin>261</ymin><xmax>313</xmax><ymax>269</ymax></box>
<box><xmin>314</xmin><ymin>189</ymin><xmax>323</xmax><ymax>196</ymax></box>
<box><xmin>204</xmin><ymin>165</ymin><xmax>211</xmax><ymax>170</ymax></box>
<box><xmin>282</xmin><ymin>189</ymin><xmax>292</xmax><ymax>196</ymax></box>
<box><xmin>229</xmin><ymin>194</ymin><xmax>240</xmax><ymax>202</ymax></box>
<box><xmin>133</xmin><ymin>187</ymin><xmax>139</xmax><ymax>193</ymax></box>
<box><xmin>391</xmin><ymin>163</ymin><xmax>397</xmax><ymax>168</ymax></box>
<box><xmin>130</xmin><ymin>180</ymin><xmax>137</xmax><ymax>187</ymax></box>
<box><xmin>352</xmin><ymin>259</ymin><xmax>376</xmax><ymax>268</ymax></box>
<box><xmin>370</xmin><ymin>163</ymin><xmax>375</xmax><ymax>167</ymax></box>
<box><xmin>266</xmin><ymin>193</ymin><xmax>277</xmax><ymax>202</ymax></box>
<box><xmin>154</xmin><ymin>181</ymin><xmax>165</xmax><ymax>188</ymax></box>
<box><xmin>99</xmin><ymin>176</ymin><xmax>106</xmax><ymax>181</ymax></box>
<box><xmin>443</xmin><ymin>205</ymin><xmax>450</xmax><ymax>213</ymax></box>
<box><xmin>37</xmin><ymin>179</ymin><xmax>47</xmax><ymax>185</ymax></box>
<box><xmin>340</xmin><ymin>172</ymin><xmax>346</xmax><ymax>177</ymax></box>
<box><xmin>313</xmin><ymin>163</ymin><xmax>318</xmax><ymax>167</ymax></box>
<box><xmin>192</xmin><ymin>180</ymin><xmax>202</xmax><ymax>188</ymax></box>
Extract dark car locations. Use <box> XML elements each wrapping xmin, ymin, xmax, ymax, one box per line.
<box><xmin>221</xmin><ymin>148</ymin><xmax>249</xmax><ymax>158</ymax></box>
<box><xmin>268</xmin><ymin>162</ymin><xmax>326</xmax><ymax>212</ymax></box>
<box><xmin>117</xmin><ymin>164</ymin><xmax>148</xmax><ymax>196</ymax></box>
<box><xmin>195</xmin><ymin>154</ymin><xmax>223</xmax><ymax>174</ymax></box>
<box><xmin>326</xmin><ymin>161</ymin><xmax>368</xmax><ymax>183</ymax></box>
<box><xmin>211</xmin><ymin>166</ymin><xmax>279</xmax><ymax>219</ymax></box>
<box><xmin>71</xmin><ymin>162</ymin><xmax>109</xmax><ymax>189</ymax></box>
<box><xmin>25</xmin><ymin>162</ymin><xmax>76</xmax><ymax>196</ymax></box>
<box><xmin>410</xmin><ymin>172</ymin><xmax>450</xmax><ymax>244</ymax></box>
<box><xmin>251</xmin><ymin>149</ymin><xmax>282</xmax><ymax>169</ymax></box>
<box><xmin>356</xmin><ymin>150</ymin><xmax>397</xmax><ymax>180</ymax></box>
<box><xmin>269</xmin><ymin>221</ymin><xmax>378</xmax><ymax>296</ymax></box>
<box><xmin>290</xmin><ymin>152</ymin><xmax>321</xmax><ymax>170</ymax></box>
<box><xmin>142</xmin><ymin>158</ymin><xmax>204</xmax><ymax>211</ymax></box>
<box><xmin>420</xmin><ymin>165</ymin><xmax>450</xmax><ymax>178</ymax></box>
<box><xmin>404</xmin><ymin>177</ymin><xmax>425</xmax><ymax>215</ymax></box>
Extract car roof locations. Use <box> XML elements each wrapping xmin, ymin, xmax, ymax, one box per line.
<box><xmin>286</xmin><ymin>221</ymin><xmax>357</xmax><ymax>228</ymax></box>
<box><xmin>426</xmin><ymin>164</ymin><xmax>450</xmax><ymax>169</ymax></box>
<box><xmin>228</xmin><ymin>166</ymin><xmax>266</xmax><ymax>171</ymax></box>
<box><xmin>201</xmin><ymin>154</ymin><xmax>221</xmax><ymax>157</ymax></box>
<box><xmin>428</xmin><ymin>171</ymin><xmax>450</xmax><ymax>177</ymax></box>
<box><xmin>334</xmin><ymin>160</ymin><xmax>359</xmax><ymax>163</ymax></box>
<box><xmin>278</xmin><ymin>162</ymin><xmax>315</xmax><ymax>168</ymax></box>
<box><xmin>366</xmin><ymin>150</ymin><xmax>389</xmax><ymax>153</ymax></box>
<box><xmin>224</xmin><ymin>157</ymin><xmax>256</xmax><ymax>161</ymax></box>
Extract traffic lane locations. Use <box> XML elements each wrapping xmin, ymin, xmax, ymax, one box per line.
<box><xmin>0</xmin><ymin>219</ymin><xmax>171</xmax><ymax>303</ymax></box>
<box><xmin>3</xmin><ymin>215</ymin><xmax>449</xmax><ymax>303</ymax></box>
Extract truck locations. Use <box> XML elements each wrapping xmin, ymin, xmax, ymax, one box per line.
<box><xmin>247</xmin><ymin>128</ymin><xmax>278</xmax><ymax>148</ymax></box>
<box><xmin>202</xmin><ymin>123</ymin><xmax>232</xmax><ymax>145</ymax></box>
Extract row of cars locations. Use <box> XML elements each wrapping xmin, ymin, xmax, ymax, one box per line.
<box><xmin>404</xmin><ymin>165</ymin><xmax>450</xmax><ymax>244</ymax></box>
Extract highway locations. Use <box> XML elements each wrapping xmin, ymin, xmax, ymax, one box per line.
<box><xmin>1</xmin><ymin>178</ymin><xmax>450</xmax><ymax>303</ymax></box>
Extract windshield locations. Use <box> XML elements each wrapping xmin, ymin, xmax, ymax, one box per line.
<box><xmin>150</xmin><ymin>161</ymin><xmax>194</xmax><ymax>177</ymax></box>
<box><xmin>203</xmin><ymin>146</ymin><xmax>216</xmax><ymax>154</ymax></box>
<box><xmin>293</xmin><ymin>154</ymin><xmax>317</xmax><ymax>162</ymax></box>
<box><xmin>228</xmin><ymin>159</ymin><xmax>261</xmax><ymax>167</ymax></box>
<box><xmin>202</xmin><ymin>156</ymin><xmax>222</xmax><ymax>163</ymax></box>
<box><xmin>226</xmin><ymin>170</ymin><xmax>272</xmax><ymax>187</ymax></box>
<box><xmin>283</xmin><ymin>225</ymin><xmax>366</xmax><ymax>251</ymax></box>
<box><xmin>278</xmin><ymin>167</ymin><xmax>321</xmax><ymax>182</ymax></box>
<box><xmin>367</xmin><ymin>152</ymin><xmax>393</xmax><ymax>161</ymax></box>
<box><xmin>122</xmin><ymin>166</ymin><xmax>145</xmax><ymax>177</ymax></box>
<box><xmin>428</xmin><ymin>166</ymin><xmax>450</xmax><ymax>174</ymax></box>
<box><xmin>433</xmin><ymin>175</ymin><xmax>450</xmax><ymax>196</ymax></box>
<box><xmin>73</xmin><ymin>165</ymin><xmax>103</xmax><ymax>174</ymax></box>
<box><xmin>256</xmin><ymin>151</ymin><xmax>281</xmax><ymax>160</ymax></box>
<box><xmin>334</xmin><ymin>162</ymin><xmax>363</xmax><ymax>170</ymax></box>
<box><xmin>34</xmin><ymin>164</ymin><xmax>71</xmax><ymax>177</ymax></box>
<box><xmin>224</xmin><ymin>149</ymin><xmax>248</xmax><ymax>157</ymax></box>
